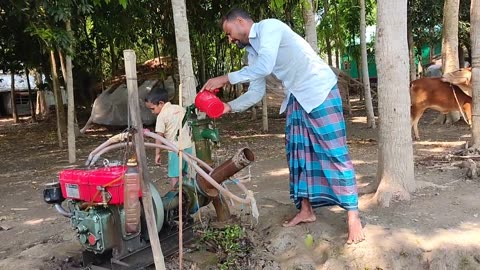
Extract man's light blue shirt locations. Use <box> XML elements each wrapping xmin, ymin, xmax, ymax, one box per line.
<box><xmin>227</xmin><ymin>19</ymin><xmax>337</xmax><ymax>114</ymax></box>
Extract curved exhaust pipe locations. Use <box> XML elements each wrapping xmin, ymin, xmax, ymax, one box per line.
<box><xmin>197</xmin><ymin>148</ymin><xmax>255</xmax><ymax>198</ymax></box>
<box><xmin>54</xmin><ymin>203</ymin><xmax>73</xmax><ymax>217</ymax></box>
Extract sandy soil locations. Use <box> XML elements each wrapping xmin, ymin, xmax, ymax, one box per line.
<box><xmin>1</xmin><ymin>96</ymin><xmax>479</xmax><ymax>270</ymax></box>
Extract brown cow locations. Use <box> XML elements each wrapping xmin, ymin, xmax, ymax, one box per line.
<box><xmin>410</xmin><ymin>77</ymin><xmax>472</xmax><ymax>140</ymax></box>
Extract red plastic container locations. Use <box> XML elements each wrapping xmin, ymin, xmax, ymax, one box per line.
<box><xmin>59</xmin><ymin>166</ymin><xmax>141</xmax><ymax>205</ymax></box>
<box><xmin>195</xmin><ymin>89</ymin><xmax>224</xmax><ymax>118</ymax></box>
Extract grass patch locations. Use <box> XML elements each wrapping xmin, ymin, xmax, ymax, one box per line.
<box><xmin>199</xmin><ymin>224</ymin><xmax>253</xmax><ymax>270</ymax></box>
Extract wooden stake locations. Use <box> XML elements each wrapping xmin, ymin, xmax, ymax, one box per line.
<box><xmin>178</xmin><ymin>83</ymin><xmax>183</xmax><ymax>270</ymax></box>
<box><xmin>123</xmin><ymin>50</ymin><xmax>166</xmax><ymax>270</ymax></box>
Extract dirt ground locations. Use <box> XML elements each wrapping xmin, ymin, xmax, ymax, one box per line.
<box><xmin>1</xmin><ymin>95</ymin><xmax>480</xmax><ymax>270</ymax></box>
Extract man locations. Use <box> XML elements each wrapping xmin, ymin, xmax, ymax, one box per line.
<box><xmin>201</xmin><ymin>8</ymin><xmax>364</xmax><ymax>244</ymax></box>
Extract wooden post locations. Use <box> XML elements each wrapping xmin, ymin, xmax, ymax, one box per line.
<box><xmin>178</xmin><ymin>83</ymin><xmax>183</xmax><ymax>269</ymax></box>
<box><xmin>123</xmin><ymin>50</ymin><xmax>166</xmax><ymax>270</ymax></box>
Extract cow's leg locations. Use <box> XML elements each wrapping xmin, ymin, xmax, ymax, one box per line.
<box><xmin>411</xmin><ymin>105</ymin><xmax>426</xmax><ymax>140</ymax></box>
<box><xmin>462</xmin><ymin>102</ymin><xmax>472</xmax><ymax>127</ymax></box>
<box><xmin>80</xmin><ymin>114</ymin><xmax>94</xmax><ymax>134</ymax></box>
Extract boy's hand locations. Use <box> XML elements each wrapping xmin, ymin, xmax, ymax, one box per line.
<box><xmin>155</xmin><ymin>153</ymin><xmax>162</xmax><ymax>165</ymax></box>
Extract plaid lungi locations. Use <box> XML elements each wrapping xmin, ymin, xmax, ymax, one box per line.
<box><xmin>285</xmin><ymin>84</ymin><xmax>358</xmax><ymax>211</ymax></box>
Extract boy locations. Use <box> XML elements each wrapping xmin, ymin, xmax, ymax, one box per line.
<box><xmin>145</xmin><ymin>87</ymin><xmax>193</xmax><ymax>188</ymax></box>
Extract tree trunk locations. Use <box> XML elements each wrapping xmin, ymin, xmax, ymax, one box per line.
<box><xmin>58</xmin><ymin>50</ymin><xmax>67</xmax><ymax>86</ymax></box>
<box><xmin>171</xmin><ymin>0</ymin><xmax>196</xmax><ymax>106</ymax></box>
<box><xmin>153</xmin><ymin>26</ymin><xmax>160</xmax><ymax>59</ymax></box>
<box><xmin>356</xmin><ymin>59</ymin><xmax>364</xmax><ymax>101</ymax></box>
<box><xmin>442</xmin><ymin>0</ymin><xmax>460</xmax><ymax>74</ymax></box>
<box><xmin>10</xmin><ymin>72</ymin><xmax>18</xmax><ymax>123</ymax></box>
<box><xmin>442</xmin><ymin>0</ymin><xmax>461</xmax><ymax>123</ymax></box>
<box><xmin>471</xmin><ymin>0</ymin><xmax>480</xmax><ymax>147</ymax></box>
<box><xmin>459</xmin><ymin>45</ymin><xmax>465</xmax><ymax>68</ymax></box>
<box><xmin>374</xmin><ymin>0</ymin><xmax>415</xmax><ymax>207</ymax></box>
<box><xmin>34</xmin><ymin>70</ymin><xmax>48</xmax><ymax>118</ymax></box>
<box><xmin>262</xmin><ymin>95</ymin><xmax>268</xmax><ymax>132</ymax></box>
<box><xmin>407</xmin><ymin>19</ymin><xmax>417</xmax><ymax>81</ymax></box>
<box><xmin>66</xmin><ymin>20</ymin><xmax>76</xmax><ymax>163</ymax></box>
<box><xmin>109</xmin><ymin>39</ymin><xmax>116</xmax><ymax>77</ymax></box>
<box><xmin>50</xmin><ymin>50</ymin><xmax>65</xmax><ymax>148</ymax></box>
<box><xmin>335</xmin><ymin>48</ymin><xmax>340</xmax><ymax>69</ymax></box>
<box><xmin>360</xmin><ymin>0</ymin><xmax>376</xmax><ymax>129</ymax></box>
<box><xmin>429</xmin><ymin>44</ymin><xmax>434</xmax><ymax>62</ymax></box>
<box><xmin>285</xmin><ymin>6</ymin><xmax>294</xmax><ymax>29</ymax></box>
<box><xmin>467</xmin><ymin>46</ymin><xmax>473</xmax><ymax>66</ymax></box>
<box><xmin>417</xmin><ymin>53</ymin><xmax>424</xmax><ymax>77</ymax></box>
<box><xmin>302</xmin><ymin>0</ymin><xmax>318</xmax><ymax>53</ymax></box>
<box><xmin>199</xmin><ymin>40</ymin><xmax>206</xmax><ymax>85</ymax></box>
<box><xmin>25</xmin><ymin>68</ymin><xmax>36</xmax><ymax>122</ymax></box>
<box><xmin>325</xmin><ymin>36</ymin><xmax>333</xmax><ymax>66</ymax></box>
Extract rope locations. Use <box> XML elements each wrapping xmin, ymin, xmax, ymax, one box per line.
<box><xmin>451</xmin><ymin>84</ymin><xmax>470</xmax><ymax>125</ymax></box>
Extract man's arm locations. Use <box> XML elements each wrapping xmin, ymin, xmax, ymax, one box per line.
<box><xmin>201</xmin><ymin>21</ymin><xmax>283</xmax><ymax>91</ymax></box>
<box><xmin>227</xmin><ymin>77</ymin><xmax>266</xmax><ymax>113</ymax></box>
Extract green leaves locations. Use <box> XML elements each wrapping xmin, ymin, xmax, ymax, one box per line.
<box><xmin>118</xmin><ymin>0</ymin><xmax>128</xmax><ymax>9</ymax></box>
<box><xmin>200</xmin><ymin>224</ymin><xmax>252</xmax><ymax>270</ymax></box>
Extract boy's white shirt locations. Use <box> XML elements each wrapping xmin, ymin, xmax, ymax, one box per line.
<box><xmin>155</xmin><ymin>102</ymin><xmax>193</xmax><ymax>150</ymax></box>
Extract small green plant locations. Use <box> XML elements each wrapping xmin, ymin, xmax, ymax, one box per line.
<box><xmin>200</xmin><ymin>224</ymin><xmax>252</xmax><ymax>269</ymax></box>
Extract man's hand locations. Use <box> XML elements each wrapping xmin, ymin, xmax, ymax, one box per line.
<box><xmin>155</xmin><ymin>153</ymin><xmax>162</xmax><ymax>165</ymax></box>
<box><xmin>201</xmin><ymin>75</ymin><xmax>229</xmax><ymax>91</ymax></box>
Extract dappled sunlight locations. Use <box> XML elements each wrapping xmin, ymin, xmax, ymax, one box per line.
<box><xmin>416</xmin><ymin>146</ymin><xmax>449</xmax><ymax>153</ymax></box>
<box><xmin>230</xmin><ymin>133</ymin><xmax>285</xmax><ymax>140</ymax></box>
<box><xmin>423</xmin><ymin>223</ymin><xmax>480</xmax><ymax>249</ymax></box>
<box><xmin>352</xmin><ymin>159</ymin><xmax>377</xmax><ymax>165</ymax></box>
<box><xmin>267</xmin><ymin>167</ymin><xmax>289</xmax><ymax>177</ymax></box>
<box><xmin>414</xmin><ymin>140</ymin><xmax>466</xmax><ymax>154</ymax></box>
<box><xmin>414</xmin><ymin>141</ymin><xmax>466</xmax><ymax>147</ymax></box>
<box><xmin>367</xmin><ymin>222</ymin><xmax>480</xmax><ymax>251</ymax></box>
<box><xmin>0</xmin><ymin>118</ymin><xmax>12</xmax><ymax>123</ymax></box>
<box><xmin>87</xmin><ymin>132</ymin><xmax>115</xmax><ymax>138</ymax></box>
<box><xmin>23</xmin><ymin>217</ymin><xmax>57</xmax><ymax>226</ymax></box>
<box><xmin>328</xmin><ymin>205</ymin><xmax>345</xmax><ymax>214</ymax></box>
<box><xmin>349</xmin><ymin>116</ymin><xmax>368</xmax><ymax>124</ymax></box>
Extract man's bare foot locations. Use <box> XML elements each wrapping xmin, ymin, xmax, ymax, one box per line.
<box><xmin>346</xmin><ymin>210</ymin><xmax>365</xmax><ymax>244</ymax></box>
<box><xmin>283</xmin><ymin>212</ymin><xmax>316</xmax><ymax>227</ymax></box>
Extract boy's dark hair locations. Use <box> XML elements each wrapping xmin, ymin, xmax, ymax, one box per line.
<box><xmin>145</xmin><ymin>87</ymin><xmax>169</xmax><ymax>105</ymax></box>
<box><xmin>221</xmin><ymin>7</ymin><xmax>252</xmax><ymax>25</ymax></box>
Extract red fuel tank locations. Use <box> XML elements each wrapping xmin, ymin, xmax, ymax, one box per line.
<box><xmin>59</xmin><ymin>166</ymin><xmax>141</xmax><ymax>205</ymax></box>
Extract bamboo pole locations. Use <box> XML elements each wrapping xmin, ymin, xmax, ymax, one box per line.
<box><xmin>178</xmin><ymin>83</ymin><xmax>183</xmax><ymax>269</ymax></box>
<box><xmin>123</xmin><ymin>50</ymin><xmax>166</xmax><ymax>270</ymax></box>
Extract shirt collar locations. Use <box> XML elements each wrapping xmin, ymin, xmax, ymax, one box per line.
<box><xmin>248</xmin><ymin>23</ymin><xmax>258</xmax><ymax>40</ymax></box>
<box><xmin>159</xmin><ymin>101</ymin><xmax>171</xmax><ymax>117</ymax></box>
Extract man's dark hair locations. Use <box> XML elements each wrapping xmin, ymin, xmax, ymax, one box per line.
<box><xmin>221</xmin><ymin>7</ymin><xmax>252</xmax><ymax>25</ymax></box>
<box><xmin>145</xmin><ymin>86</ymin><xmax>169</xmax><ymax>105</ymax></box>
